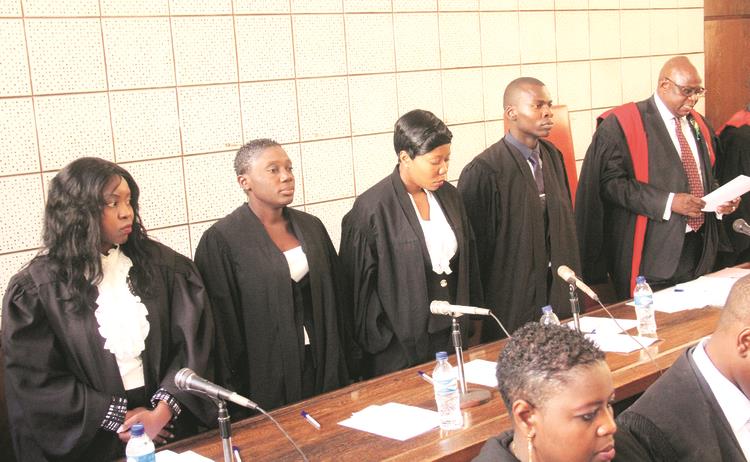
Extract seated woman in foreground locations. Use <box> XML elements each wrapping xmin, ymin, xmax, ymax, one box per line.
<box><xmin>474</xmin><ymin>323</ymin><xmax>617</xmax><ymax>462</ymax></box>
<box><xmin>2</xmin><ymin>157</ymin><xmax>216</xmax><ymax>461</ymax></box>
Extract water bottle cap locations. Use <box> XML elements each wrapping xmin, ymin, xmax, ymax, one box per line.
<box><xmin>636</xmin><ymin>275</ymin><xmax>646</xmax><ymax>284</ymax></box>
<box><xmin>130</xmin><ymin>423</ymin><xmax>145</xmax><ymax>437</ymax></box>
<box><xmin>435</xmin><ymin>351</ymin><xmax>448</xmax><ymax>360</ymax></box>
<box><xmin>541</xmin><ymin>305</ymin><xmax>553</xmax><ymax>313</ymax></box>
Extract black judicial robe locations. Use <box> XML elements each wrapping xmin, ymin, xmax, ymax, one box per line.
<box><xmin>614</xmin><ymin>348</ymin><xmax>747</xmax><ymax>462</ymax></box>
<box><xmin>1</xmin><ymin>241</ymin><xmax>216</xmax><ymax>462</ymax></box>
<box><xmin>472</xmin><ymin>432</ymin><xmax>520</xmax><ymax>462</ymax></box>
<box><xmin>458</xmin><ymin>138</ymin><xmax>580</xmax><ymax>339</ymax></box>
<box><xmin>194</xmin><ymin>205</ymin><xmax>348</xmax><ymax>412</ymax></box>
<box><xmin>339</xmin><ymin>167</ymin><xmax>482</xmax><ymax>377</ymax></box>
<box><xmin>576</xmin><ymin>97</ymin><xmax>722</xmax><ymax>299</ymax></box>
<box><xmin>716</xmin><ymin>111</ymin><xmax>750</xmax><ymax>264</ymax></box>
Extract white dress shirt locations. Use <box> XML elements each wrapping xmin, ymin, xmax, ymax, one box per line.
<box><xmin>654</xmin><ymin>94</ymin><xmax>708</xmax><ymax>231</ymax></box>
<box><xmin>692</xmin><ymin>339</ymin><xmax>750</xmax><ymax>459</ymax></box>
<box><xmin>408</xmin><ymin>190</ymin><xmax>458</xmax><ymax>275</ymax></box>
<box><xmin>283</xmin><ymin>245</ymin><xmax>311</xmax><ymax>345</ymax></box>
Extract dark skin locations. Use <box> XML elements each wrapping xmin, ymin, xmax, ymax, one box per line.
<box><xmin>237</xmin><ymin>145</ymin><xmax>300</xmax><ymax>251</ymax></box>
<box><xmin>656</xmin><ymin>56</ymin><xmax>740</xmax><ymax>218</ymax></box>
<box><xmin>511</xmin><ymin>362</ymin><xmax>617</xmax><ymax>462</ymax></box>
<box><xmin>504</xmin><ymin>83</ymin><xmax>554</xmax><ymax>149</ymax></box>
<box><xmin>397</xmin><ymin>143</ymin><xmax>451</xmax><ymax>220</ymax></box>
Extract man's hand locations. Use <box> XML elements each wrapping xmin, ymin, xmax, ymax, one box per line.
<box><xmin>716</xmin><ymin>197</ymin><xmax>741</xmax><ymax>215</ymax></box>
<box><xmin>671</xmin><ymin>193</ymin><xmax>705</xmax><ymax>217</ymax></box>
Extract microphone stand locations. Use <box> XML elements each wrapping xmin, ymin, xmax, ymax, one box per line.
<box><xmin>450</xmin><ymin>316</ymin><xmax>491</xmax><ymax>408</ymax></box>
<box><xmin>568</xmin><ymin>283</ymin><xmax>582</xmax><ymax>332</ymax></box>
<box><xmin>212</xmin><ymin>398</ymin><xmax>234</xmax><ymax>462</ymax></box>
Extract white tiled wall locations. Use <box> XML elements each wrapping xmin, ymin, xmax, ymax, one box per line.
<box><xmin>0</xmin><ymin>0</ymin><xmax>705</xmax><ymax>303</ymax></box>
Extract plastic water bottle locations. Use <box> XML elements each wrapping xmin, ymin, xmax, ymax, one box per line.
<box><xmin>634</xmin><ymin>276</ymin><xmax>657</xmax><ymax>336</ymax></box>
<box><xmin>126</xmin><ymin>423</ymin><xmax>156</xmax><ymax>462</ymax></box>
<box><xmin>539</xmin><ymin>305</ymin><xmax>560</xmax><ymax>325</ymax></box>
<box><xmin>433</xmin><ymin>351</ymin><xmax>463</xmax><ymax>430</ymax></box>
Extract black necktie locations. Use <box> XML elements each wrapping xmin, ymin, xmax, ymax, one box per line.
<box><xmin>529</xmin><ymin>149</ymin><xmax>544</xmax><ymax>195</ymax></box>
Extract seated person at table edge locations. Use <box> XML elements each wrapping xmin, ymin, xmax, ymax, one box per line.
<box><xmin>614</xmin><ymin>274</ymin><xmax>750</xmax><ymax>461</ymax></box>
<box><xmin>473</xmin><ymin>322</ymin><xmax>617</xmax><ymax>462</ymax></box>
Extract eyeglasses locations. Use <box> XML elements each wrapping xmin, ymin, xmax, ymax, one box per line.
<box><xmin>664</xmin><ymin>77</ymin><xmax>706</xmax><ymax>98</ymax></box>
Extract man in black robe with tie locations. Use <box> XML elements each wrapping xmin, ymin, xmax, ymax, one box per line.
<box><xmin>459</xmin><ymin>77</ymin><xmax>580</xmax><ymax>340</ymax></box>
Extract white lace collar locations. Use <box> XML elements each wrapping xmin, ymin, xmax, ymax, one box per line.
<box><xmin>95</xmin><ymin>246</ymin><xmax>149</xmax><ymax>389</ymax></box>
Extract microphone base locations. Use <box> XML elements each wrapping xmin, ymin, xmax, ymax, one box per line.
<box><xmin>459</xmin><ymin>388</ymin><xmax>492</xmax><ymax>409</ymax></box>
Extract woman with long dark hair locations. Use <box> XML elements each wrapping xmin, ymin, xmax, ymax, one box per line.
<box><xmin>2</xmin><ymin>157</ymin><xmax>215</xmax><ymax>461</ymax></box>
<box><xmin>339</xmin><ymin>109</ymin><xmax>483</xmax><ymax>377</ymax></box>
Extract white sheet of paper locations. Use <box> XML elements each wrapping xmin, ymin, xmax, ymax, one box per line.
<box><xmin>565</xmin><ymin>317</ymin><xmax>639</xmax><ymax>335</ymax></box>
<box><xmin>156</xmin><ymin>450</ymin><xmax>213</xmax><ymax>462</ymax></box>
<box><xmin>704</xmin><ymin>267</ymin><xmax>750</xmax><ymax>279</ymax></box>
<box><xmin>339</xmin><ymin>403</ymin><xmax>439</xmax><ymax>441</ymax></box>
<box><xmin>585</xmin><ymin>333</ymin><xmax>658</xmax><ymax>353</ymax></box>
<box><xmin>631</xmin><ymin>287</ymin><xmax>702</xmax><ymax>313</ymax></box>
<box><xmin>701</xmin><ymin>174</ymin><xmax>750</xmax><ymax>211</ymax></box>
<box><xmin>463</xmin><ymin>359</ymin><xmax>498</xmax><ymax>388</ymax></box>
<box><xmin>625</xmin><ymin>272</ymin><xmax>742</xmax><ymax>313</ymax></box>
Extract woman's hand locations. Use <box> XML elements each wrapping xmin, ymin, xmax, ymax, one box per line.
<box><xmin>117</xmin><ymin>402</ymin><xmax>174</xmax><ymax>444</ymax></box>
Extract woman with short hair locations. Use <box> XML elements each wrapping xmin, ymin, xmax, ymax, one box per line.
<box><xmin>340</xmin><ymin>109</ymin><xmax>483</xmax><ymax>378</ymax></box>
<box><xmin>194</xmin><ymin>139</ymin><xmax>350</xmax><ymax>413</ymax></box>
<box><xmin>474</xmin><ymin>322</ymin><xmax>617</xmax><ymax>462</ymax></box>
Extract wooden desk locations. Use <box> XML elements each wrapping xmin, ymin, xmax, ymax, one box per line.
<box><xmin>167</xmin><ymin>302</ymin><xmax>721</xmax><ymax>461</ymax></box>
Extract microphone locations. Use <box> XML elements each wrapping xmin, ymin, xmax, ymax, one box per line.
<box><xmin>733</xmin><ymin>219</ymin><xmax>750</xmax><ymax>237</ymax></box>
<box><xmin>557</xmin><ymin>265</ymin><xmax>599</xmax><ymax>302</ymax></box>
<box><xmin>430</xmin><ymin>300</ymin><xmax>491</xmax><ymax>316</ymax></box>
<box><xmin>175</xmin><ymin>368</ymin><xmax>258</xmax><ymax>410</ymax></box>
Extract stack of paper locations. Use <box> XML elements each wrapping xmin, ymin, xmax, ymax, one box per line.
<box><xmin>701</xmin><ymin>175</ymin><xmax>750</xmax><ymax>211</ymax></box>
<box><xmin>338</xmin><ymin>402</ymin><xmax>440</xmax><ymax>441</ymax></box>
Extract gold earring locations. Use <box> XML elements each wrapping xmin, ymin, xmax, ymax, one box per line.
<box><xmin>527</xmin><ymin>430</ymin><xmax>535</xmax><ymax>462</ymax></box>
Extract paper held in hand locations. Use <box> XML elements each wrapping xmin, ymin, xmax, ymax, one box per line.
<box><xmin>701</xmin><ymin>174</ymin><xmax>750</xmax><ymax>212</ymax></box>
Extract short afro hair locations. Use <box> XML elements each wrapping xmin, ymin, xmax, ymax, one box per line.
<box><xmin>234</xmin><ymin>138</ymin><xmax>281</xmax><ymax>175</ymax></box>
<box><xmin>496</xmin><ymin>322</ymin><xmax>605</xmax><ymax>413</ymax></box>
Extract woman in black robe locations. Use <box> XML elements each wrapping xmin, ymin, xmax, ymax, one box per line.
<box><xmin>194</xmin><ymin>139</ymin><xmax>349</xmax><ymax>413</ymax></box>
<box><xmin>2</xmin><ymin>157</ymin><xmax>215</xmax><ymax>461</ymax></box>
<box><xmin>339</xmin><ymin>109</ymin><xmax>483</xmax><ymax>378</ymax></box>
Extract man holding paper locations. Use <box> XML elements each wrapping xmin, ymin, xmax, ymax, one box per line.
<box><xmin>576</xmin><ymin>56</ymin><xmax>739</xmax><ymax>299</ymax></box>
